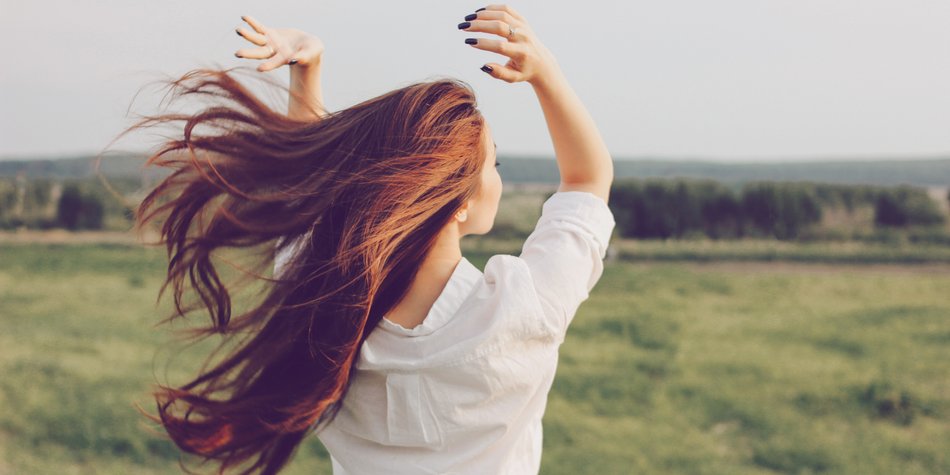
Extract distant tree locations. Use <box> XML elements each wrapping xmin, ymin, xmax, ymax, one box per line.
<box><xmin>610</xmin><ymin>178</ymin><xmax>744</xmax><ymax>239</ymax></box>
<box><xmin>701</xmin><ymin>185</ymin><xmax>743</xmax><ymax>238</ymax></box>
<box><xmin>741</xmin><ymin>183</ymin><xmax>776</xmax><ymax>237</ymax></box>
<box><xmin>79</xmin><ymin>195</ymin><xmax>104</xmax><ymax>230</ymax></box>
<box><xmin>672</xmin><ymin>181</ymin><xmax>704</xmax><ymax>237</ymax></box>
<box><xmin>0</xmin><ymin>179</ymin><xmax>17</xmax><ymax>228</ymax></box>
<box><xmin>640</xmin><ymin>181</ymin><xmax>677</xmax><ymax>238</ymax></box>
<box><xmin>57</xmin><ymin>184</ymin><xmax>84</xmax><ymax>230</ymax></box>
<box><xmin>25</xmin><ymin>179</ymin><xmax>53</xmax><ymax>213</ymax></box>
<box><xmin>610</xmin><ymin>179</ymin><xmax>675</xmax><ymax>239</ymax></box>
<box><xmin>741</xmin><ymin>182</ymin><xmax>822</xmax><ymax>239</ymax></box>
<box><xmin>874</xmin><ymin>186</ymin><xmax>945</xmax><ymax>227</ymax></box>
<box><xmin>608</xmin><ymin>182</ymin><xmax>640</xmax><ymax>239</ymax></box>
<box><xmin>611</xmin><ymin>179</ymin><xmax>838</xmax><ymax>240</ymax></box>
<box><xmin>56</xmin><ymin>183</ymin><xmax>105</xmax><ymax>230</ymax></box>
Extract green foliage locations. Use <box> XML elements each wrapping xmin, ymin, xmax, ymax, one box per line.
<box><xmin>56</xmin><ymin>184</ymin><xmax>83</xmax><ymax>229</ymax></box>
<box><xmin>25</xmin><ymin>178</ymin><xmax>53</xmax><ymax>211</ymax></box>
<box><xmin>741</xmin><ymin>182</ymin><xmax>822</xmax><ymax>239</ymax></box>
<box><xmin>610</xmin><ymin>179</ymin><xmax>743</xmax><ymax>239</ymax></box>
<box><xmin>0</xmin><ymin>177</ymin><xmax>59</xmax><ymax>229</ymax></box>
<box><xmin>874</xmin><ymin>185</ymin><xmax>946</xmax><ymax>227</ymax></box>
<box><xmin>0</xmin><ymin>178</ymin><xmax>18</xmax><ymax>227</ymax></box>
<box><xmin>56</xmin><ymin>182</ymin><xmax>105</xmax><ymax>230</ymax></box>
<box><xmin>811</xmin><ymin>182</ymin><xmax>879</xmax><ymax>212</ymax></box>
<box><xmin>611</xmin><ymin>179</ymin><xmax>828</xmax><ymax>240</ymax></box>
<box><xmin>610</xmin><ymin>179</ymin><xmax>948</xmax><ymax>241</ymax></box>
<box><xmin>5</xmin><ymin>173</ymin><xmax>947</xmax><ymax>240</ymax></box>
<box><xmin>0</xmin><ymin>176</ymin><xmax>136</xmax><ymax>231</ymax></box>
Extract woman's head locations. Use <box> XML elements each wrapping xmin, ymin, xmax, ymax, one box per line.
<box><xmin>456</xmin><ymin>119</ymin><xmax>502</xmax><ymax>236</ymax></box>
<box><xmin>126</xmin><ymin>66</ymin><xmax>498</xmax><ymax>474</ymax></box>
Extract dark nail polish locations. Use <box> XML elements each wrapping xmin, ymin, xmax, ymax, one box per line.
<box><xmin>235</xmin><ymin>52</ymin><xmax>242</xmax><ymax>58</ymax></box>
<box><xmin>235</xmin><ymin>29</ymin><xmax>242</xmax><ymax>36</ymax></box>
<box><xmin>475</xmin><ymin>7</ymin><xmax>486</xmax><ymax>12</ymax></box>
<box><xmin>289</xmin><ymin>59</ymin><xmax>298</xmax><ymax>65</ymax></box>
<box><xmin>465</xmin><ymin>38</ymin><xmax>478</xmax><ymax>45</ymax></box>
<box><xmin>481</xmin><ymin>65</ymin><xmax>493</xmax><ymax>74</ymax></box>
<box><xmin>457</xmin><ymin>21</ymin><xmax>471</xmax><ymax>30</ymax></box>
<box><xmin>464</xmin><ymin>13</ymin><xmax>477</xmax><ymax>21</ymax></box>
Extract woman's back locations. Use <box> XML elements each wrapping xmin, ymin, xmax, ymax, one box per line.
<box><xmin>307</xmin><ymin>191</ymin><xmax>616</xmax><ymax>474</ymax></box>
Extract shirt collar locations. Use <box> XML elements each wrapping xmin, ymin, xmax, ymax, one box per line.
<box><xmin>379</xmin><ymin>256</ymin><xmax>482</xmax><ymax>337</ymax></box>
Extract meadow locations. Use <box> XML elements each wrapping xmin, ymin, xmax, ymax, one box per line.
<box><xmin>1</xmin><ymin>242</ymin><xmax>948</xmax><ymax>474</ymax></box>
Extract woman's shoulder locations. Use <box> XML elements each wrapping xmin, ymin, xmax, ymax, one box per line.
<box><xmin>481</xmin><ymin>253</ymin><xmax>548</xmax><ymax>298</ymax></box>
<box><xmin>473</xmin><ymin>254</ymin><xmax>560</xmax><ymax>337</ymax></box>
<box><xmin>481</xmin><ymin>253</ymin><xmax>531</xmax><ymax>283</ymax></box>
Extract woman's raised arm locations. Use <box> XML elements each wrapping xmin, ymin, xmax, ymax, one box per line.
<box><xmin>459</xmin><ymin>4</ymin><xmax>613</xmax><ymax>203</ymax></box>
<box><xmin>235</xmin><ymin>15</ymin><xmax>327</xmax><ymax>121</ymax></box>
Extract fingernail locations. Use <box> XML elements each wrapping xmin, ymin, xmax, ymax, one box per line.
<box><xmin>481</xmin><ymin>65</ymin><xmax>493</xmax><ymax>74</ymax></box>
<box><xmin>240</xmin><ymin>15</ymin><xmax>246</xmax><ymax>21</ymax></box>
<box><xmin>457</xmin><ymin>22</ymin><xmax>471</xmax><ymax>30</ymax></box>
<box><xmin>465</xmin><ymin>38</ymin><xmax>478</xmax><ymax>45</ymax></box>
<box><xmin>235</xmin><ymin>52</ymin><xmax>242</xmax><ymax>58</ymax></box>
<box><xmin>235</xmin><ymin>29</ymin><xmax>242</xmax><ymax>36</ymax></box>
<box><xmin>475</xmin><ymin>7</ymin><xmax>486</xmax><ymax>12</ymax></box>
<box><xmin>464</xmin><ymin>13</ymin><xmax>477</xmax><ymax>21</ymax></box>
<box><xmin>289</xmin><ymin>59</ymin><xmax>298</xmax><ymax>65</ymax></box>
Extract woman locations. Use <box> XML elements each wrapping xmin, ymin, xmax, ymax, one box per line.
<box><xmin>133</xmin><ymin>4</ymin><xmax>614</xmax><ymax>474</ymax></box>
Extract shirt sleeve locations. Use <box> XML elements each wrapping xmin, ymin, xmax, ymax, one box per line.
<box><xmin>273</xmin><ymin>234</ymin><xmax>305</xmax><ymax>278</ymax></box>
<box><xmin>518</xmin><ymin>190</ymin><xmax>616</xmax><ymax>337</ymax></box>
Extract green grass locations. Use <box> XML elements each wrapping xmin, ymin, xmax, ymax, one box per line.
<box><xmin>1</xmin><ymin>244</ymin><xmax>949</xmax><ymax>474</ymax></box>
<box><xmin>611</xmin><ymin>238</ymin><xmax>950</xmax><ymax>264</ymax></box>
<box><xmin>466</xmin><ymin>236</ymin><xmax>950</xmax><ymax>264</ymax></box>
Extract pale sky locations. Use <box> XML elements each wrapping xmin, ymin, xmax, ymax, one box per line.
<box><xmin>2</xmin><ymin>0</ymin><xmax>950</xmax><ymax>161</ymax></box>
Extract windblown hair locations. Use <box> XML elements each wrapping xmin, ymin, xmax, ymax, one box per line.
<box><xmin>127</xmin><ymin>66</ymin><xmax>486</xmax><ymax>474</ymax></box>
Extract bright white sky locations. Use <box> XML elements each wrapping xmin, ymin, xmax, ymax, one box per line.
<box><xmin>2</xmin><ymin>0</ymin><xmax>950</xmax><ymax>161</ymax></box>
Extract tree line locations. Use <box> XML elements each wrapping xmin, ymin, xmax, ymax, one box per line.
<box><xmin>0</xmin><ymin>177</ymin><xmax>140</xmax><ymax>231</ymax></box>
<box><xmin>2</xmin><ymin>176</ymin><xmax>948</xmax><ymax>241</ymax></box>
<box><xmin>607</xmin><ymin>179</ymin><xmax>948</xmax><ymax>240</ymax></box>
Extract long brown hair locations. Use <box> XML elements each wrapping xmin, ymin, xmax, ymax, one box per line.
<box><xmin>126</xmin><ymin>65</ymin><xmax>486</xmax><ymax>474</ymax></box>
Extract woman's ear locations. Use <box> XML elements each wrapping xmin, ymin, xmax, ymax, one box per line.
<box><xmin>455</xmin><ymin>200</ymin><xmax>472</xmax><ymax>222</ymax></box>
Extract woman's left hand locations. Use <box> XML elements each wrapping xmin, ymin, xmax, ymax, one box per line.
<box><xmin>235</xmin><ymin>15</ymin><xmax>325</xmax><ymax>72</ymax></box>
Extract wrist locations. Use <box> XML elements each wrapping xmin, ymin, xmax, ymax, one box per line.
<box><xmin>530</xmin><ymin>68</ymin><xmax>568</xmax><ymax>96</ymax></box>
<box><xmin>292</xmin><ymin>55</ymin><xmax>322</xmax><ymax>71</ymax></box>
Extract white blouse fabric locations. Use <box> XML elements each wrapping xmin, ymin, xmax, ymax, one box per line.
<box><xmin>275</xmin><ymin>190</ymin><xmax>616</xmax><ymax>475</ymax></box>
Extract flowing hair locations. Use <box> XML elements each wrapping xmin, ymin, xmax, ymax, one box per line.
<box><xmin>125</xmin><ymin>65</ymin><xmax>486</xmax><ymax>474</ymax></box>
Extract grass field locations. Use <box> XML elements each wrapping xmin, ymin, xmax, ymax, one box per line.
<box><xmin>1</xmin><ymin>243</ymin><xmax>949</xmax><ymax>474</ymax></box>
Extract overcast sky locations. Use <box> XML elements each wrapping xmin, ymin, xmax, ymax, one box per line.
<box><xmin>2</xmin><ymin>0</ymin><xmax>950</xmax><ymax>162</ymax></box>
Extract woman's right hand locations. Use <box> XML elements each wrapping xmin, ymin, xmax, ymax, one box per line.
<box><xmin>235</xmin><ymin>15</ymin><xmax>325</xmax><ymax>72</ymax></box>
<box><xmin>457</xmin><ymin>5</ymin><xmax>562</xmax><ymax>88</ymax></box>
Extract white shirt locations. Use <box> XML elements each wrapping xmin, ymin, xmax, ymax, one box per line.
<box><xmin>276</xmin><ymin>191</ymin><xmax>615</xmax><ymax>474</ymax></box>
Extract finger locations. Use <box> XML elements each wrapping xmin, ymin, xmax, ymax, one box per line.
<box><xmin>236</xmin><ymin>45</ymin><xmax>276</xmax><ymax>60</ymax></box>
<box><xmin>483</xmin><ymin>4</ymin><xmax>526</xmax><ymax>22</ymax></box>
<box><xmin>466</xmin><ymin>10</ymin><xmax>519</xmax><ymax>27</ymax></box>
<box><xmin>465</xmin><ymin>37</ymin><xmax>520</xmax><ymax>60</ymax></box>
<box><xmin>257</xmin><ymin>55</ymin><xmax>289</xmax><ymax>72</ymax></box>
<box><xmin>235</xmin><ymin>27</ymin><xmax>267</xmax><ymax>46</ymax></box>
<box><xmin>241</xmin><ymin>15</ymin><xmax>268</xmax><ymax>35</ymax></box>
<box><xmin>458</xmin><ymin>19</ymin><xmax>510</xmax><ymax>39</ymax></box>
<box><xmin>480</xmin><ymin>62</ymin><xmax>521</xmax><ymax>83</ymax></box>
